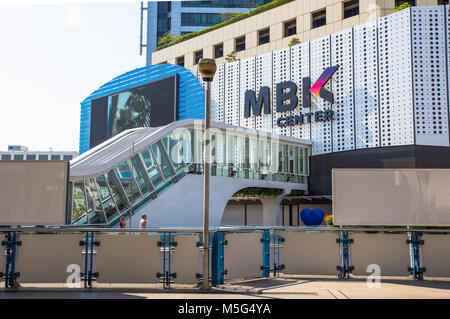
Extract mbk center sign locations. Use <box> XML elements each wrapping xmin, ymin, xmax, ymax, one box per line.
<box><xmin>244</xmin><ymin>65</ymin><xmax>339</xmax><ymax>128</ymax></box>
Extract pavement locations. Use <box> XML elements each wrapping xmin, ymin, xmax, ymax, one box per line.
<box><xmin>2</xmin><ymin>275</ymin><xmax>450</xmax><ymax>299</ymax></box>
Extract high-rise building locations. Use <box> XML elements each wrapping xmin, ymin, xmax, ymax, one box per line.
<box><xmin>145</xmin><ymin>0</ymin><xmax>273</xmax><ymax>65</ymax></box>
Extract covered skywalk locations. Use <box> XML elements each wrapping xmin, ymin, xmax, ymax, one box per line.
<box><xmin>69</xmin><ymin>119</ymin><xmax>311</xmax><ymax>227</ymax></box>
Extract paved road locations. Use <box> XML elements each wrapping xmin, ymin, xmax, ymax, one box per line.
<box><xmin>2</xmin><ymin>276</ymin><xmax>450</xmax><ymax>299</ymax></box>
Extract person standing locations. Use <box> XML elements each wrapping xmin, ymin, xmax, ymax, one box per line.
<box><xmin>119</xmin><ymin>216</ymin><xmax>126</xmax><ymax>228</ymax></box>
<box><xmin>140</xmin><ymin>214</ymin><xmax>147</xmax><ymax>229</ymax></box>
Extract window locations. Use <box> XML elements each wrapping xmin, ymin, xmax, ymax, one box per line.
<box><xmin>194</xmin><ymin>50</ymin><xmax>203</xmax><ymax>65</ymax></box>
<box><xmin>181</xmin><ymin>13</ymin><xmax>226</xmax><ymax>26</ymax></box>
<box><xmin>38</xmin><ymin>155</ymin><xmax>48</xmax><ymax>160</ymax></box>
<box><xmin>235</xmin><ymin>36</ymin><xmax>245</xmax><ymax>52</ymax></box>
<box><xmin>258</xmin><ymin>28</ymin><xmax>270</xmax><ymax>45</ymax></box>
<box><xmin>14</xmin><ymin>155</ymin><xmax>24</xmax><ymax>160</ymax></box>
<box><xmin>63</xmin><ymin>155</ymin><xmax>73</xmax><ymax>161</ymax></box>
<box><xmin>343</xmin><ymin>0</ymin><xmax>359</xmax><ymax>19</ymax></box>
<box><xmin>26</xmin><ymin>155</ymin><xmax>36</xmax><ymax>160</ymax></box>
<box><xmin>1</xmin><ymin>154</ymin><xmax>11</xmax><ymax>160</ymax></box>
<box><xmin>283</xmin><ymin>19</ymin><xmax>296</xmax><ymax>37</ymax></box>
<box><xmin>160</xmin><ymin>61</ymin><xmax>167</xmax><ymax>64</ymax></box>
<box><xmin>312</xmin><ymin>9</ymin><xmax>326</xmax><ymax>29</ymax></box>
<box><xmin>214</xmin><ymin>43</ymin><xmax>223</xmax><ymax>58</ymax></box>
<box><xmin>51</xmin><ymin>155</ymin><xmax>60</xmax><ymax>160</ymax></box>
<box><xmin>438</xmin><ymin>0</ymin><xmax>448</xmax><ymax>4</ymax></box>
<box><xmin>176</xmin><ymin>56</ymin><xmax>185</xmax><ymax>67</ymax></box>
<box><xmin>395</xmin><ymin>0</ymin><xmax>416</xmax><ymax>6</ymax></box>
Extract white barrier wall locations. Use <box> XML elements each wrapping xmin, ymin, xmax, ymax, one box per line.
<box><xmin>422</xmin><ymin>234</ymin><xmax>450</xmax><ymax>278</ymax></box>
<box><xmin>224</xmin><ymin>232</ymin><xmax>262</xmax><ymax>280</ymax></box>
<box><xmin>283</xmin><ymin>233</ymin><xmax>338</xmax><ymax>275</ymax></box>
<box><xmin>351</xmin><ymin>233</ymin><xmax>410</xmax><ymax>276</ymax></box>
<box><xmin>96</xmin><ymin>235</ymin><xmax>160</xmax><ymax>283</ymax></box>
<box><xmin>17</xmin><ymin>234</ymin><xmax>83</xmax><ymax>283</ymax></box>
<box><xmin>173</xmin><ymin>235</ymin><xmax>199</xmax><ymax>284</ymax></box>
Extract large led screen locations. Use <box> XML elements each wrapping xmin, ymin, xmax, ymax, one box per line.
<box><xmin>89</xmin><ymin>75</ymin><xmax>177</xmax><ymax>148</ymax></box>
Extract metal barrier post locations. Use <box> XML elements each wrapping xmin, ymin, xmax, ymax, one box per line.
<box><xmin>211</xmin><ymin>231</ymin><xmax>227</xmax><ymax>286</ymax></box>
<box><xmin>407</xmin><ymin>232</ymin><xmax>425</xmax><ymax>280</ymax></box>
<box><xmin>1</xmin><ymin>232</ymin><xmax>21</xmax><ymax>288</ymax></box>
<box><xmin>337</xmin><ymin>231</ymin><xmax>354</xmax><ymax>279</ymax></box>
<box><xmin>261</xmin><ymin>230</ymin><xmax>270</xmax><ymax>277</ymax></box>
<box><xmin>272</xmin><ymin>230</ymin><xmax>285</xmax><ymax>277</ymax></box>
<box><xmin>157</xmin><ymin>232</ymin><xmax>177</xmax><ymax>288</ymax></box>
<box><xmin>79</xmin><ymin>232</ymin><xmax>99</xmax><ymax>288</ymax></box>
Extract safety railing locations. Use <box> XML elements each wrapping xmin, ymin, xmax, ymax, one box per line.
<box><xmin>1</xmin><ymin>225</ymin><xmax>450</xmax><ymax>289</ymax></box>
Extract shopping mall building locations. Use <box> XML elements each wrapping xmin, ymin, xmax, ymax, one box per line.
<box><xmin>72</xmin><ymin>1</ymin><xmax>450</xmax><ymax>228</ymax></box>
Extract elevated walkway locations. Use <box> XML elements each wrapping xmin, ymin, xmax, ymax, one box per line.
<box><xmin>69</xmin><ymin>120</ymin><xmax>311</xmax><ymax>227</ymax></box>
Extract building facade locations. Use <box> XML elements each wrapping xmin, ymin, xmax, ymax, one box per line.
<box><xmin>0</xmin><ymin>145</ymin><xmax>77</xmax><ymax>161</ymax></box>
<box><xmin>152</xmin><ymin>0</ymin><xmax>448</xmax><ymax>68</ymax></box>
<box><xmin>146</xmin><ymin>0</ymin><xmax>272</xmax><ymax>65</ymax></box>
<box><xmin>78</xmin><ymin>3</ymin><xmax>450</xmax><ymax>227</ymax></box>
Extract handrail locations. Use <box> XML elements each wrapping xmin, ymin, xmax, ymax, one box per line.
<box><xmin>1</xmin><ymin>226</ymin><xmax>450</xmax><ymax>234</ymax></box>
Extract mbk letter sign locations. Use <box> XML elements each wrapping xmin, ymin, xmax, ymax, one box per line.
<box><xmin>244</xmin><ymin>65</ymin><xmax>339</xmax><ymax>128</ymax></box>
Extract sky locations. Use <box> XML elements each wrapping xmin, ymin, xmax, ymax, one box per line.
<box><xmin>0</xmin><ymin>1</ymin><xmax>147</xmax><ymax>152</ymax></box>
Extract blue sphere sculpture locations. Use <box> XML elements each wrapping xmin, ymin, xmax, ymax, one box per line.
<box><xmin>300</xmin><ymin>208</ymin><xmax>325</xmax><ymax>226</ymax></box>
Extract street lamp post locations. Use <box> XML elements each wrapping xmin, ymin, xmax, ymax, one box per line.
<box><xmin>198</xmin><ymin>58</ymin><xmax>217</xmax><ymax>290</ymax></box>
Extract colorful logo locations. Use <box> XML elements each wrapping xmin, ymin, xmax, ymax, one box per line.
<box><xmin>309</xmin><ymin>65</ymin><xmax>339</xmax><ymax>104</ymax></box>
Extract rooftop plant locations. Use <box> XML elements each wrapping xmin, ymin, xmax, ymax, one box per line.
<box><xmin>156</xmin><ymin>0</ymin><xmax>295</xmax><ymax>51</ymax></box>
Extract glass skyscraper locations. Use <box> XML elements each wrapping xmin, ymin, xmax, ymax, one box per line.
<box><xmin>146</xmin><ymin>0</ymin><xmax>272</xmax><ymax>65</ymax></box>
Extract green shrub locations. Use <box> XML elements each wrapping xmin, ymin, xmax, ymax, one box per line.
<box><xmin>156</xmin><ymin>0</ymin><xmax>295</xmax><ymax>51</ymax></box>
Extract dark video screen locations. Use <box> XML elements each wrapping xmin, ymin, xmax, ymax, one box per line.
<box><xmin>89</xmin><ymin>76</ymin><xmax>177</xmax><ymax>149</ymax></box>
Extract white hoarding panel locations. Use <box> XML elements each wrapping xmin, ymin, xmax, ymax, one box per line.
<box><xmin>239</xmin><ymin>56</ymin><xmax>256</xmax><ymax>129</ymax></box>
<box><xmin>331</xmin><ymin>29</ymin><xmax>355</xmax><ymax>152</ymax></box>
<box><xmin>211</xmin><ymin>64</ymin><xmax>225</xmax><ymax>123</ymax></box>
<box><xmin>290</xmin><ymin>42</ymin><xmax>311</xmax><ymax>140</ymax></box>
<box><xmin>378</xmin><ymin>8</ymin><xmax>414</xmax><ymax>147</ymax></box>
<box><xmin>354</xmin><ymin>21</ymin><xmax>380</xmax><ymax>149</ymax></box>
<box><xmin>224</xmin><ymin>61</ymin><xmax>240</xmax><ymax>126</ymax></box>
<box><xmin>333</xmin><ymin>169</ymin><xmax>450</xmax><ymax>226</ymax></box>
<box><xmin>0</xmin><ymin>161</ymin><xmax>68</xmax><ymax>225</ymax></box>
<box><xmin>412</xmin><ymin>6</ymin><xmax>449</xmax><ymax>146</ymax></box>
<box><xmin>310</xmin><ymin>36</ymin><xmax>332</xmax><ymax>155</ymax></box>
<box><xmin>272</xmin><ymin>47</ymin><xmax>291</xmax><ymax>136</ymax></box>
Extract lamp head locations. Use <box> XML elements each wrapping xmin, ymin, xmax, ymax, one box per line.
<box><xmin>198</xmin><ymin>58</ymin><xmax>216</xmax><ymax>82</ymax></box>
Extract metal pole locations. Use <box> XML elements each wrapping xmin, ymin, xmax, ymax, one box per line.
<box><xmin>201</xmin><ymin>81</ymin><xmax>211</xmax><ymax>290</ymax></box>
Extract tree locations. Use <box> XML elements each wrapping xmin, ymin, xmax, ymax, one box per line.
<box><xmin>157</xmin><ymin>32</ymin><xmax>176</xmax><ymax>47</ymax></box>
<box><xmin>225</xmin><ymin>51</ymin><xmax>238</xmax><ymax>62</ymax></box>
<box><xmin>288</xmin><ymin>37</ymin><xmax>301</xmax><ymax>47</ymax></box>
<box><xmin>219</xmin><ymin>12</ymin><xmax>241</xmax><ymax>21</ymax></box>
<box><xmin>395</xmin><ymin>2</ymin><xmax>412</xmax><ymax>12</ymax></box>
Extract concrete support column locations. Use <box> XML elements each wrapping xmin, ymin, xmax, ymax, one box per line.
<box><xmin>260</xmin><ymin>193</ymin><xmax>287</xmax><ymax>226</ymax></box>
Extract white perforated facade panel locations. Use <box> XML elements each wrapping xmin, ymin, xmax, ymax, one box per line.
<box><xmin>239</xmin><ymin>57</ymin><xmax>256</xmax><ymax>129</ymax></box>
<box><xmin>290</xmin><ymin>42</ymin><xmax>311</xmax><ymax>140</ymax></box>
<box><xmin>378</xmin><ymin>8</ymin><xmax>414</xmax><ymax>147</ymax></box>
<box><xmin>412</xmin><ymin>6</ymin><xmax>449</xmax><ymax>146</ymax></box>
<box><xmin>224</xmin><ymin>61</ymin><xmax>240</xmax><ymax>126</ymax></box>
<box><xmin>310</xmin><ymin>36</ymin><xmax>332</xmax><ymax>155</ymax></box>
<box><xmin>354</xmin><ymin>21</ymin><xmax>380</xmax><ymax>149</ymax></box>
<box><xmin>272</xmin><ymin>47</ymin><xmax>291</xmax><ymax>136</ymax></box>
<box><xmin>331</xmin><ymin>29</ymin><xmax>355</xmax><ymax>152</ymax></box>
<box><xmin>255</xmin><ymin>52</ymin><xmax>273</xmax><ymax>133</ymax></box>
<box><xmin>211</xmin><ymin>64</ymin><xmax>225</xmax><ymax>123</ymax></box>
<box><xmin>446</xmin><ymin>5</ymin><xmax>450</xmax><ymax>146</ymax></box>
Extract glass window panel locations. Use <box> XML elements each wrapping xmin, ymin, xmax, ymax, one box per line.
<box><xmin>151</xmin><ymin>141</ymin><xmax>175</xmax><ymax>179</ymax></box>
<box><xmin>85</xmin><ymin>178</ymin><xmax>107</xmax><ymax>224</ymax></box>
<box><xmin>249</xmin><ymin>138</ymin><xmax>258</xmax><ymax>169</ymax></box>
<box><xmin>72</xmin><ymin>181</ymin><xmax>87</xmax><ymax>224</ymax></box>
<box><xmin>38</xmin><ymin>155</ymin><xmax>48</xmax><ymax>160</ymax></box>
<box><xmin>95</xmin><ymin>175</ymin><xmax>120</xmax><ymax>222</ymax></box>
<box><xmin>140</xmin><ymin>148</ymin><xmax>165</xmax><ymax>189</ymax></box>
<box><xmin>128</xmin><ymin>156</ymin><xmax>153</xmax><ymax>196</ymax></box>
<box><xmin>167</xmin><ymin>129</ymin><xmax>191</xmax><ymax>170</ymax></box>
<box><xmin>106</xmin><ymin>170</ymin><xmax>128</xmax><ymax>213</ymax></box>
<box><xmin>51</xmin><ymin>155</ymin><xmax>60</xmax><ymax>160</ymax></box>
<box><xmin>26</xmin><ymin>155</ymin><xmax>36</xmax><ymax>160</ymax></box>
<box><xmin>115</xmin><ymin>162</ymin><xmax>142</xmax><ymax>205</ymax></box>
<box><xmin>14</xmin><ymin>155</ymin><xmax>23</xmax><ymax>160</ymax></box>
<box><xmin>63</xmin><ymin>155</ymin><xmax>73</xmax><ymax>161</ymax></box>
<box><xmin>1</xmin><ymin>154</ymin><xmax>11</xmax><ymax>160</ymax></box>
